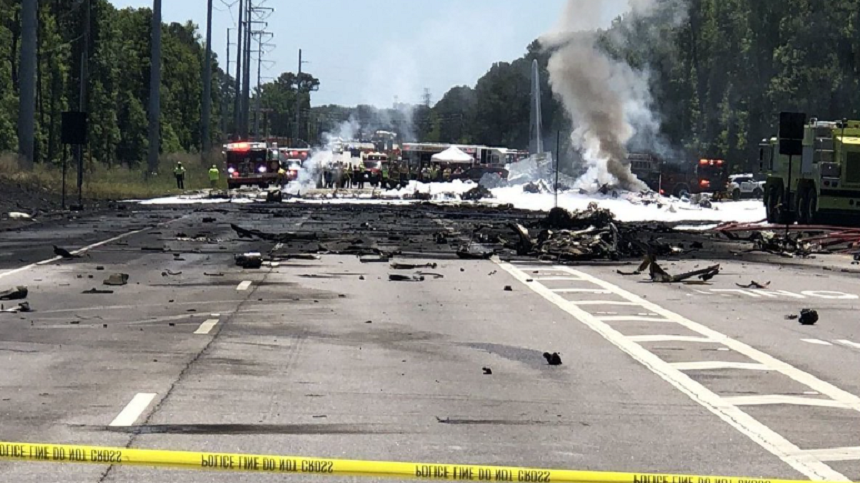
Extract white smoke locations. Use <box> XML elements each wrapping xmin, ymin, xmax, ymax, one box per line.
<box><xmin>285</xmin><ymin>118</ymin><xmax>360</xmax><ymax>195</ymax></box>
<box><xmin>542</xmin><ymin>0</ymin><xmax>661</xmax><ymax>192</ymax></box>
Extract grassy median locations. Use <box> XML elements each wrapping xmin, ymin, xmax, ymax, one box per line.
<box><xmin>0</xmin><ymin>152</ymin><xmax>226</xmax><ymax>201</ymax></box>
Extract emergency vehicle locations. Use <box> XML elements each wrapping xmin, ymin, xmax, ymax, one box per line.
<box><xmin>629</xmin><ymin>152</ymin><xmax>729</xmax><ymax>197</ymax></box>
<box><xmin>224</xmin><ymin>141</ymin><xmax>279</xmax><ymax>189</ymax></box>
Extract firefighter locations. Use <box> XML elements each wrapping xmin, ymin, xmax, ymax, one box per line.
<box><xmin>277</xmin><ymin>165</ymin><xmax>288</xmax><ymax>188</ymax></box>
<box><xmin>421</xmin><ymin>165</ymin><xmax>431</xmax><ymax>183</ymax></box>
<box><xmin>430</xmin><ymin>164</ymin><xmax>440</xmax><ymax>182</ymax></box>
<box><xmin>323</xmin><ymin>165</ymin><xmax>333</xmax><ymax>188</ymax></box>
<box><xmin>381</xmin><ymin>164</ymin><xmax>390</xmax><ymax>190</ymax></box>
<box><xmin>208</xmin><ymin>164</ymin><xmax>220</xmax><ymax>189</ymax></box>
<box><xmin>443</xmin><ymin>166</ymin><xmax>452</xmax><ymax>182</ymax></box>
<box><xmin>174</xmin><ymin>162</ymin><xmax>186</xmax><ymax>190</ymax></box>
<box><xmin>354</xmin><ymin>164</ymin><xmax>364</xmax><ymax>189</ymax></box>
<box><xmin>399</xmin><ymin>163</ymin><xmax>409</xmax><ymax>188</ymax></box>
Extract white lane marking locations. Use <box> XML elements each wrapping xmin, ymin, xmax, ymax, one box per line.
<box><xmin>711</xmin><ymin>289</ymin><xmax>762</xmax><ymax>298</ymax></box>
<box><xmin>792</xmin><ymin>446</ymin><xmax>860</xmax><ymax>462</ymax></box>
<box><xmin>569</xmin><ymin>301</ymin><xmax>639</xmax><ymax>306</ymax></box>
<box><xmin>0</xmin><ymin>226</ymin><xmax>153</xmax><ymax>280</ymax></box>
<box><xmin>236</xmin><ymin>280</ymin><xmax>252</xmax><ymax>291</ymax></box>
<box><xmin>801</xmin><ymin>291</ymin><xmax>858</xmax><ymax>300</ymax></box>
<box><xmin>498</xmin><ymin>262</ymin><xmax>851</xmax><ymax>481</ymax></box>
<box><xmin>627</xmin><ymin>335</ymin><xmax>717</xmax><ymax>343</ymax></box>
<box><xmin>596</xmin><ymin>315</ymin><xmax>671</xmax><ymax>323</ymax></box>
<box><xmin>550</xmin><ymin>288</ymin><xmax>611</xmax><ymax>294</ymax></box>
<box><xmin>802</xmin><ymin>339</ymin><xmax>833</xmax><ymax>346</ymax></box>
<box><xmin>570</xmin><ymin>268</ymin><xmax>860</xmax><ymax>411</ymax></box>
<box><xmin>723</xmin><ymin>395</ymin><xmax>852</xmax><ymax>408</ymax></box>
<box><xmin>837</xmin><ymin>340</ymin><xmax>860</xmax><ymax>349</ymax></box>
<box><xmin>533</xmin><ymin>276</ymin><xmax>585</xmax><ymax>282</ymax></box>
<box><xmin>194</xmin><ymin>319</ymin><xmax>220</xmax><ymax>335</ymax></box>
<box><xmin>109</xmin><ymin>393</ymin><xmax>157</xmax><ymax>427</ymax></box>
<box><xmin>671</xmin><ymin>361</ymin><xmax>771</xmax><ymax>371</ymax></box>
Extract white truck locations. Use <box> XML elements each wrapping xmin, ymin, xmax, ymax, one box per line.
<box><xmin>728</xmin><ymin>173</ymin><xmax>765</xmax><ymax>200</ymax></box>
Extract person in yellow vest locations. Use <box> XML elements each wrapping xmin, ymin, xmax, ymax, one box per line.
<box><xmin>277</xmin><ymin>165</ymin><xmax>288</xmax><ymax>188</ymax></box>
<box><xmin>381</xmin><ymin>164</ymin><xmax>390</xmax><ymax>190</ymax></box>
<box><xmin>443</xmin><ymin>166</ymin><xmax>452</xmax><ymax>182</ymax></box>
<box><xmin>174</xmin><ymin>162</ymin><xmax>186</xmax><ymax>189</ymax></box>
<box><xmin>208</xmin><ymin>165</ymin><xmax>220</xmax><ymax>189</ymax></box>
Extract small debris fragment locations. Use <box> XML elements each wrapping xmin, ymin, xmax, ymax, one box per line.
<box><xmin>202</xmin><ymin>217</ymin><xmax>217</xmax><ymax>223</ymax></box>
<box><xmin>389</xmin><ymin>274</ymin><xmax>425</xmax><ymax>282</ymax></box>
<box><xmin>482</xmin><ymin>367</ymin><xmax>493</xmax><ymax>375</ymax></box>
<box><xmin>390</xmin><ymin>262</ymin><xmax>438</xmax><ymax>270</ymax></box>
<box><xmin>1</xmin><ymin>302</ymin><xmax>30</xmax><ymax>313</ymax></box>
<box><xmin>204</xmin><ymin>272</ymin><xmax>225</xmax><ymax>277</ymax></box>
<box><xmin>0</xmin><ymin>286</ymin><xmax>28</xmax><ymax>301</ymax></box>
<box><xmin>162</xmin><ymin>270</ymin><xmax>183</xmax><ymax>276</ymax></box>
<box><xmin>503</xmin><ymin>285</ymin><xmax>513</xmax><ymax>291</ymax></box>
<box><xmin>358</xmin><ymin>275</ymin><xmax>366</xmax><ymax>280</ymax></box>
<box><xmin>235</xmin><ymin>252</ymin><xmax>263</xmax><ymax>269</ymax></box>
<box><xmin>83</xmin><ymin>288</ymin><xmax>114</xmax><ymax>294</ymax></box>
<box><xmin>53</xmin><ymin>245</ymin><xmax>77</xmax><ymax>259</ymax></box>
<box><xmin>799</xmin><ymin>309</ymin><xmax>819</xmax><ymax>326</ymax></box>
<box><xmin>103</xmin><ymin>273</ymin><xmax>129</xmax><ymax>286</ymax></box>
<box><xmin>736</xmin><ymin>281</ymin><xmax>770</xmax><ymax>289</ymax></box>
<box><xmin>169</xmin><ymin>322</ymin><xmax>176</xmax><ymax>327</ymax></box>
<box><xmin>95</xmin><ymin>266</ymin><xmax>105</xmax><ymax>271</ymax></box>
<box><xmin>543</xmin><ymin>352</ymin><xmax>562</xmax><ymax>366</ymax></box>
<box><xmin>365</xmin><ymin>320</ymin><xmax>372</xmax><ymax>324</ymax></box>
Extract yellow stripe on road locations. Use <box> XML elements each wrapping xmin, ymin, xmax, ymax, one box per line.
<box><xmin>0</xmin><ymin>441</ymin><xmax>840</xmax><ymax>483</ymax></box>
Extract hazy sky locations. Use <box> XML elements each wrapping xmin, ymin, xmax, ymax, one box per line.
<box><xmin>110</xmin><ymin>1</ymin><xmax>630</xmax><ymax>107</ymax></box>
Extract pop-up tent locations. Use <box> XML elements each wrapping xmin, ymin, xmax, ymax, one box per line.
<box><xmin>431</xmin><ymin>146</ymin><xmax>473</xmax><ymax>164</ymax></box>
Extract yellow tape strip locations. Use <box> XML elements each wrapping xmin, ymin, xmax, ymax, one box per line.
<box><xmin>0</xmin><ymin>441</ymin><xmax>828</xmax><ymax>483</ymax></box>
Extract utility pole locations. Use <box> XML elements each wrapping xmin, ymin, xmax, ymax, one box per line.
<box><xmin>233</xmin><ymin>0</ymin><xmax>244</xmax><ymax>139</ymax></box>
<box><xmin>222</xmin><ymin>27</ymin><xmax>234</xmax><ymax>137</ymax></box>
<box><xmin>201</xmin><ymin>0</ymin><xmax>213</xmax><ymax>158</ymax></box>
<box><xmin>77</xmin><ymin>0</ymin><xmax>91</xmax><ymax>205</ymax></box>
<box><xmin>295</xmin><ymin>49</ymin><xmax>309</xmax><ymax>145</ymax></box>
<box><xmin>18</xmin><ymin>0</ymin><xmax>37</xmax><ymax>167</ymax></box>
<box><xmin>254</xmin><ymin>38</ymin><xmax>263</xmax><ymax>139</ymax></box>
<box><xmin>147</xmin><ymin>0</ymin><xmax>162</xmax><ymax>176</ymax></box>
<box><xmin>241</xmin><ymin>0</ymin><xmax>253</xmax><ymax>138</ymax></box>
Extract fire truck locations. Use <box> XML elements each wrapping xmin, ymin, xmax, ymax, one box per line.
<box><xmin>360</xmin><ymin>152</ymin><xmax>389</xmax><ymax>186</ymax></box>
<box><xmin>629</xmin><ymin>152</ymin><xmax>729</xmax><ymax>197</ymax></box>
<box><xmin>224</xmin><ymin>141</ymin><xmax>280</xmax><ymax>189</ymax></box>
<box><xmin>762</xmin><ymin>117</ymin><xmax>860</xmax><ymax>224</ymax></box>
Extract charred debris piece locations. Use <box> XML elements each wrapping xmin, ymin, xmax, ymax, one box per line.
<box><xmin>0</xmin><ymin>286</ymin><xmax>28</xmax><ymax>301</ymax></box>
<box><xmin>460</xmin><ymin>186</ymin><xmax>493</xmax><ymax>201</ymax></box>
<box><xmin>103</xmin><ymin>273</ymin><xmax>130</xmax><ymax>286</ymax></box>
<box><xmin>235</xmin><ymin>252</ymin><xmax>263</xmax><ymax>269</ymax></box>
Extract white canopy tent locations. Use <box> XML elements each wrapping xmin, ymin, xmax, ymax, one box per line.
<box><xmin>431</xmin><ymin>146</ymin><xmax>473</xmax><ymax>164</ymax></box>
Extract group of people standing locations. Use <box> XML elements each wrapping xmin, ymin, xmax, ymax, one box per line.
<box><xmin>322</xmin><ymin>162</ymin><xmax>465</xmax><ymax>190</ymax></box>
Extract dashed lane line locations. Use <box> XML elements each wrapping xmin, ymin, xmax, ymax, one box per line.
<box><xmin>236</xmin><ymin>280</ymin><xmax>253</xmax><ymax>291</ymax></box>
<box><xmin>793</xmin><ymin>446</ymin><xmax>860</xmax><ymax>462</ymax></box>
<box><xmin>723</xmin><ymin>395</ymin><xmax>853</xmax><ymax>409</ymax></box>
<box><xmin>626</xmin><ymin>335</ymin><xmax>718</xmax><ymax>343</ymax></box>
<box><xmin>498</xmin><ymin>262</ymin><xmax>855</xmax><ymax>481</ymax></box>
<box><xmin>109</xmin><ymin>393</ymin><xmax>157</xmax><ymax>427</ymax></box>
<box><xmin>670</xmin><ymin>361</ymin><xmax>771</xmax><ymax>371</ymax></box>
<box><xmin>801</xmin><ymin>339</ymin><xmax>833</xmax><ymax>346</ymax></box>
<box><xmin>837</xmin><ymin>340</ymin><xmax>860</xmax><ymax>349</ymax></box>
<box><xmin>193</xmin><ymin>319</ymin><xmax>220</xmax><ymax>335</ymax></box>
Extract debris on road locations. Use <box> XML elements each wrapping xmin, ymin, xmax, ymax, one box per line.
<box><xmin>482</xmin><ymin>367</ymin><xmax>493</xmax><ymax>375</ymax></box>
<box><xmin>639</xmin><ymin>256</ymin><xmax>721</xmax><ymax>283</ymax></box>
<box><xmin>1</xmin><ymin>302</ymin><xmax>30</xmax><ymax>313</ymax></box>
<box><xmin>543</xmin><ymin>352</ymin><xmax>562</xmax><ymax>366</ymax></box>
<box><xmin>103</xmin><ymin>273</ymin><xmax>129</xmax><ymax>286</ymax></box>
<box><xmin>235</xmin><ymin>252</ymin><xmax>263</xmax><ymax>269</ymax></box>
<box><xmin>737</xmin><ymin>281</ymin><xmax>770</xmax><ymax>289</ymax></box>
<box><xmin>8</xmin><ymin>211</ymin><xmax>34</xmax><ymax>221</ymax></box>
<box><xmin>162</xmin><ymin>270</ymin><xmax>183</xmax><ymax>276</ymax></box>
<box><xmin>83</xmin><ymin>288</ymin><xmax>114</xmax><ymax>294</ymax></box>
<box><xmin>503</xmin><ymin>285</ymin><xmax>513</xmax><ymax>291</ymax></box>
<box><xmin>201</xmin><ymin>217</ymin><xmax>217</xmax><ymax>223</ymax></box>
<box><xmin>0</xmin><ymin>286</ymin><xmax>28</xmax><ymax>300</ymax></box>
<box><xmin>456</xmin><ymin>243</ymin><xmax>494</xmax><ymax>259</ymax></box>
<box><xmin>53</xmin><ymin>245</ymin><xmax>78</xmax><ymax>258</ymax></box>
<box><xmin>799</xmin><ymin>309</ymin><xmax>819</xmax><ymax>326</ymax></box>
<box><xmin>204</xmin><ymin>272</ymin><xmax>225</xmax><ymax>277</ymax></box>
<box><xmin>359</xmin><ymin>255</ymin><xmax>389</xmax><ymax>263</ymax></box>
<box><xmin>390</xmin><ymin>262</ymin><xmax>438</xmax><ymax>270</ymax></box>
<box><xmin>389</xmin><ymin>274</ymin><xmax>425</xmax><ymax>282</ymax></box>
<box><xmin>231</xmin><ymin>224</ymin><xmax>317</xmax><ymax>242</ymax></box>
<box><xmin>460</xmin><ymin>185</ymin><xmax>493</xmax><ymax>201</ymax></box>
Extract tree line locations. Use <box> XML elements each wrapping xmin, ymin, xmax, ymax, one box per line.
<box><xmin>5</xmin><ymin>1</ymin><xmax>860</xmax><ymax>171</ymax></box>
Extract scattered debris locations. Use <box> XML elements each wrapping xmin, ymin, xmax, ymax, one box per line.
<box><xmin>235</xmin><ymin>252</ymin><xmax>263</xmax><ymax>269</ymax></box>
<box><xmin>799</xmin><ymin>309</ymin><xmax>819</xmax><ymax>326</ymax></box>
<box><xmin>202</xmin><ymin>217</ymin><xmax>217</xmax><ymax>223</ymax></box>
<box><xmin>231</xmin><ymin>224</ymin><xmax>317</xmax><ymax>242</ymax></box>
<box><xmin>1</xmin><ymin>302</ymin><xmax>30</xmax><ymax>313</ymax></box>
<box><xmin>456</xmin><ymin>243</ymin><xmax>494</xmax><ymax>259</ymax></box>
<box><xmin>0</xmin><ymin>286</ymin><xmax>28</xmax><ymax>301</ymax></box>
<box><xmin>204</xmin><ymin>272</ymin><xmax>225</xmax><ymax>277</ymax></box>
<box><xmin>460</xmin><ymin>185</ymin><xmax>493</xmax><ymax>201</ymax></box>
<box><xmin>358</xmin><ymin>275</ymin><xmax>366</xmax><ymax>280</ymax></box>
<box><xmin>639</xmin><ymin>255</ymin><xmax>721</xmax><ymax>284</ymax></box>
<box><xmin>359</xmin><ymin>255</ymin><xmax>389</xmax><ymax>263</ymax></box>
<box><xmin>95</xmin><ymin>266</ymin><xmax>105</xmax><ymax>271</ymax></box>
<box><xmin>390</xmin><ymin>262</ymin><xmax>438</xmax><ymax>270</ymax></box>
<box><xmin>503</xmin><ymin>285</ymin><xmax>513</xmax><ymax>291</ymax></box>
<box><xmin>103</xmin><ymin>273</ymin><xmax>129</xmax><ymax>286</ymax></box>
<box><xmin>482</xmin><ymin>367</ymin><xmax>493</xmax><ymax>375</ymax></box>
<box><xmin>83</xmin><ymin>288</ymin><xmax>114</xmax><ymax>294</ymax></box>
<box><xmin>785</xmin><ymin>314</ymin><xmax>799</xmax><ymax>320</ymax></box>
<box><xmin>417</xmin><ymin>272</ymin><xmax>445</xmax><ymax>279</ymax></box>
<box><xmin>141</xmin><ymin>246</ymin><xmax>166</xmax><ymax>252</ymax></box>
<box><xmin>8</xmin><ymin>211</ymin><xmax>34</xmax><ymax>221</ymax></box>
<box><xmin>266</xmin><ymin>189</ymin><xmax>283</xmax><ymax>203</ymax></box>
<box><xmin>543</xmin><ymin>352</ymin><xmax>562</xmax><ymax>366</ymax></box>
<box><xmin>53</xmin><ymin>245</ymin><xmax>78</xmax><ymax>259</ymax></box>
<box><xmin>736</xmin><ymin>281</ymin><xmax>770</xmax><ymax>289</ymax></box>
<box><xmin>389</xmin><ymin>274</ymin><xmax>425</xmax><ymax>282</ymax></box>
<box><xmin>162</xmin><ymin>270</ymin><xmax>183</xmax><ymax>276</ymax></box>
<box><xmin>365</xmin><ymin>320</ymin><xmax>372</xmax><ymax>324</ymax></box>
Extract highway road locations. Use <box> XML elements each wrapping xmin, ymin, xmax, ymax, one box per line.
<box><xmin>0</xmin><ymin>202</ymin><xmax>857</xmax><ymax>482</ymax></box>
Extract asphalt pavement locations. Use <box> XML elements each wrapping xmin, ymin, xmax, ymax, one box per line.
<box><xmin>0</xmin><ymin>202</ymin><xmax>857</xmax><ymax>482</ymax></box>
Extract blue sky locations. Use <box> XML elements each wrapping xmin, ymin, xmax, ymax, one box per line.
<box><xmin>111</xmin><ymin>0</ymin><xmax>630</xmax><ymax>107</ymax></box>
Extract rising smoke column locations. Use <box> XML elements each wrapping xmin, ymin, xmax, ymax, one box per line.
<box><xmin>542</xmin><ymin>0</ymin><xmax>656</xmax><ymax>192</ymax></box>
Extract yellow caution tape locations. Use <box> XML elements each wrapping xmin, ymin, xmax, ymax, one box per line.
<box><xmin>0</xmin><ymin>441</ymin><xmax>828</xmax><ymax>483</ymax></box>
